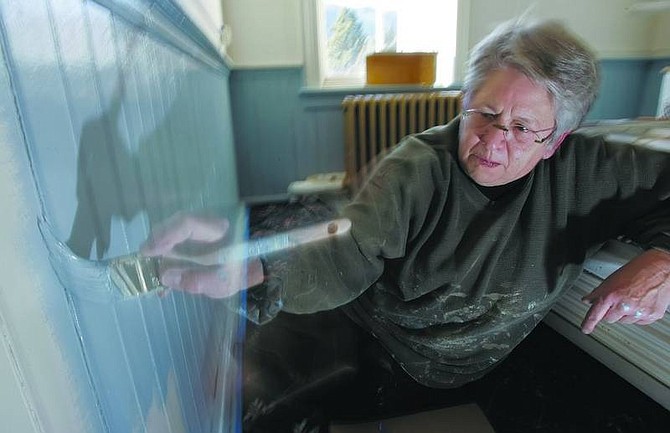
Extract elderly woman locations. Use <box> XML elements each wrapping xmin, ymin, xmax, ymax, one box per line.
<box><xmin>143</xmin><ymin>19</ymin><xmax>670</xmax><ymax>391</ymax></box>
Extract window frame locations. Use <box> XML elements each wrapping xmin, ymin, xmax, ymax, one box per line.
<box><xmin>301</xmin><ymin>0</ymin><xmax>470</xmax><ymax>89</ymax></box>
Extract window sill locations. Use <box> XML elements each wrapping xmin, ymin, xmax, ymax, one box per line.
<box><xmin>299</xmin><ymin>83</ymin><xmax>461</xmax><ymax>97</ymax></box>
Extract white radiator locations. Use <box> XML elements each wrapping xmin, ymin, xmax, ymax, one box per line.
<box><xmin>546</xmin><ymin>242</ymin><xmax>670</xmax><ymax>410</ymax></box>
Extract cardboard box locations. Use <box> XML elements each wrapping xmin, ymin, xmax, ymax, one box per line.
<box><xmin>366</xmin><ymin>52</ymin><xmax>436</xmax><ymax>86</ymax></box>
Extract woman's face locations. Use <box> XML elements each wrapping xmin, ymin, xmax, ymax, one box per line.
<box><xmin>458</xmin><ymin>67</ymin><xmax>557</xmax><ymax>186</ymax></box>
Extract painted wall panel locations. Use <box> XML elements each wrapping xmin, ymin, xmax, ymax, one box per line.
<box><xmin>0</xmin><ymin>0</ymin><xmax>244</xmax><ymax>432</ymax></box>
<box><xmin>230</xmin><ymin>68</ymin><xmax>303</xmax><ymax>198</ymax></box>
<box><xmin>587</xmin><ymin>59</ymin><xmax>648</xmax><ymax>120</ymax></box>
<box><xmin>2</xmin><ymin>0</ymin><xmax>79</xmax><ymax>240</ymax></box>
<box><xmin>72</xmin><ymin>300</ymin><xmax>144</xmax><ymax>431</ymax></box>
<box><xmin>0</xmin><ymin>339</ymin><xmax>38</xmax><ymax>433</ymax></box>
<box><xmin>297</xmin><ymin>103</ymin><xmax>344</xmax><ymax>179</ymax></box>
<box><xmin>640</xmin><ymin>58</ymin><xmax>670</xmax><ymax>117</ymax></box>
<box><xmin>0</xmin><ymin>10</ymin><xmax>99</xmax><ymax>431</ymax></box>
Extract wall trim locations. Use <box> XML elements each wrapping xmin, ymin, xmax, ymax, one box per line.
<box><xmin>230</xmin><ymin>63</ymin><xmax>304</xmax><ymax>71</ymax></box>
<box><xmin>301</xmin><ymin>0</ymin><xmax>323</xmax><ymax>88</ymax></box>
<box><xmin>454</xmin><ymin>0</ymin><xmax>471</xmax><ymax>84</ymax></box>
<box><xmin>299</xmin><ymin>84</ymin><xmax>460</xmax><ymax>96</ymax></box>
<box><xmin>91</xmin><ymin>0</ymin><xmax>231</xmax><ymax>74</ymax></box>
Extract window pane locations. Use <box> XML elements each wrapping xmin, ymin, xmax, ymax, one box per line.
<box><xmin>321</xmin><ymin>0</ymin><xmax>458</xmax><ymax>85</ymax></box>
<box><xmin>325</xmin><ymin>6</ymin><xmax>372</xmax><ymax>76</ymax></box>
<box><xmin>383</xmin><ymin>11</ymin><xmax>397</xmax><ymax>52</ymax></box>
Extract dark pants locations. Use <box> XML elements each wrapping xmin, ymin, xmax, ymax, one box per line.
<box><xmin>242</xmin><ymin>308</ymin><xmax>474</xmax><ymax>432</ymax></box>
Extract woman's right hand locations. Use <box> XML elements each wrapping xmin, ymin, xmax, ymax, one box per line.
<box><xmin>140</xmin><ymin>212</ymin><xmax>264</xmax><ymax>298</ymax></box>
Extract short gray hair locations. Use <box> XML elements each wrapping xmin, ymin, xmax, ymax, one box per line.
<box><xmin>462</xmin><ymin>19</ymin><xmax>600</xmax><ymax>142</ymax></box>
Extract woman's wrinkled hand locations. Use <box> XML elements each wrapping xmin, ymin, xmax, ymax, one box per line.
<box><xmin>581</xmin><ymin>248</ymin><xmax>670</xmax><ymax>334</ymax></box>
<box><xmin>140</xmin><ymin>212</ymin><xmax>264</xmax><ymax>298</ymax></box>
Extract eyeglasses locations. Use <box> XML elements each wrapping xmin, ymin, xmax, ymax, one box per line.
<box><xmin>462</xmin><ymin>109</ymin><xmax>556</xmax><ymax>145</ymax></box>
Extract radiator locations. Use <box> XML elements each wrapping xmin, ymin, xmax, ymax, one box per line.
<box><xmin>342</xmin><ymin>91</ymin><xmax>461</xmax><ymax>190</ymax></box>
<box><xmin>546</xmin><ymin>239</ymin><xmax>670</xmax><ymax>410</ymax></box>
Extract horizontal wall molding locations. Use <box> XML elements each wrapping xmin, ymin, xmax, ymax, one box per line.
<box><xmin>91</xmin><ymin>0</ymin><xmax>230</xmax><ymax>74</ymax></box>
<box><xmin>230</xmin><ymin>63</ymin><xmax>304</xmax><ymax>71</ymax></box>
<box><xmin>300</xmin><ymin>85</ymin><xmax>460</xmax><ymax>97</ymax></box>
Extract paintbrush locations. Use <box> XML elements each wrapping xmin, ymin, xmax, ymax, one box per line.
<box><xmin>109</xmin><ymin>218</ymin><xmax>352</xmax><ymax>298</ymax></box>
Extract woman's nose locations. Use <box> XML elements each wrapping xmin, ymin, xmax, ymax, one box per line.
<box><xmin>481</xmin><ymin>124</ymin><xmax>508</xmax><ymax>149</ymax></box>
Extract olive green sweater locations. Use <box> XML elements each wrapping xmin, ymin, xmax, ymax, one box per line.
<box><xmin>253</xmin><ymin>118</ymin><xmax>670</xmax><ymax>388</ymax></box>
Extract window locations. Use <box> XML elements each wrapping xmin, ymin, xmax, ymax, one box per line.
<box><xmin>303</xmin><ymin>0</ymin><xmax>465</xmax><ymax>88</ymax></box>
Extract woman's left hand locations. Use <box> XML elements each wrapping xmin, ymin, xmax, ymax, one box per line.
<box><xmin>581</xmin><ymin>248</ymin><xmax>670</xmax><ymax>334</ymax></box>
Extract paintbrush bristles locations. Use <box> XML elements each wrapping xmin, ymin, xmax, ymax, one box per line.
<box><xmin>110</xmin><ymin>254</ymin><xmax>163</xmax><ymax>298</ymax></box>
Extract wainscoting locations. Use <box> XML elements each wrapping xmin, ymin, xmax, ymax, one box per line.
<box><xmin>0</xmin><ymin>0</ymin><xmax>242</xmax><ymax>431</ymax></box>
<box><xmin>230</xmin><ymin>68</ymin><xmax>346</xmax><ymax>200</ymax></box>
<box><xmin>593</xmin><ymin>58</ymin><xmax>670</xmax><ymax>119</ymax></box>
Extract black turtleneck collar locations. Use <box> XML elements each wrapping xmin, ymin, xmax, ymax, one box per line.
<box><xmin>475</xmin><ymin>175</ymin><xmax>529</xmax><ymax>201</ymax></box>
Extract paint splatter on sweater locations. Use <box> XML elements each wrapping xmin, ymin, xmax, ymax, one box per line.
<box><xmin>251</xmin><ymin>117</ymin><xmax>670</xmax><ymax>388</ymax></box>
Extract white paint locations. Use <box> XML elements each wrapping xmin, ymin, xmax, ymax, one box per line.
<box><xmin>222</xmin><ymin>0</ymin><xmax>304</xmax><ymax>67</ymax></box>
<box><xmin>226</xmin><ymin>0</ymin><xmax>667</xmax><ymax>72</ymax></box>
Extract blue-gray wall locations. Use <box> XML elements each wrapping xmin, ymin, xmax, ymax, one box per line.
<box><xmin>0</xmin><ymin>0</ymin><xmax>243</xmax><ymax>431</ymax></box>
<box><xmin>231</xmin><ymin>58</ymin><xmax>670</xmax><ymax>200</ymax></box>
<box><xmin>230</xmin><ymin>68</ymin><xmax>346</xmax><ymax>201</ymax></box>
<box><xmin>589</xmin><ymin>58</ymin><xmax>670</xmax><ymax>120</ymax></box>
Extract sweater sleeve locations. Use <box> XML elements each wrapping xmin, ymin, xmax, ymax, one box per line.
<box><xmin>246</xmin><ymin>137</ymin><xmax>446</xmax><ymax>320</ymax></box>
<box><xmin>620</xmin><ymin>198</ymin><xmax>670</xmax><ymax>252</ymax></box>
<box><xmin>564</xmin><ymin>132</ymin><xmax>670</xmax><ymax>250</ymax></box>
<box><xmin>602</xmin><ymin>142</ymin><xmax>670</xmax><ymax>251</ymax></box>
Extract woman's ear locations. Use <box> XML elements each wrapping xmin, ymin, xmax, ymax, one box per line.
<box><xmin>543</xmin><ymin>131</ymin><xmax>571</xmax><ymax>159</ymax></box>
